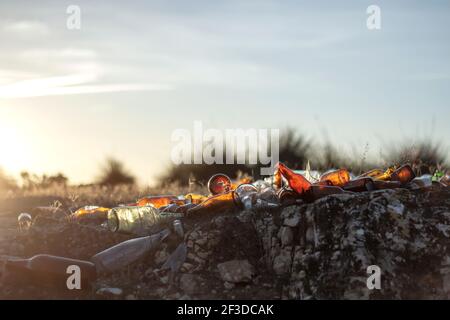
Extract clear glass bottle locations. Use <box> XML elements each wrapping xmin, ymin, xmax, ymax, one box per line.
<box><xmin>107</xmin><ymin>206</ymin><xmax>183</xmax><ymax>235</ymax></box>
<box><xmin>91</xmin><ymin>229</ymin><xmax>170</xmax><ymax>273</ymax></box>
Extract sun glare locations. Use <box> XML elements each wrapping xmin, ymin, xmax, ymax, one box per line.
<box><xmin>0</xmin><ymin>119</ymin><xmax>31</xmax><ymax>174</ymax></box>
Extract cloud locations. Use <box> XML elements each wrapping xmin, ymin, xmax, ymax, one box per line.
<box><xmin>3</xmin><ymin>20</ymin><xmax>50</xmax><ymax>35</ymax></box>
<box><xmin>0</xmin><ymin>73</ymin><xmax>172</xmax><ymax>99</ymax></box>
<box><xmin>0</xmin><ymin>69</ymin><xmax>40</xmax><ymax>85</ymax></box>
<box><xmin>20</xmin><ymin>48</ymin><xmax>97</xmax><ymax>60</ymax></box>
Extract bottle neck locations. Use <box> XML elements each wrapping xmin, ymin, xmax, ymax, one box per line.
<box><xmin>5</xmin><ymin>258</ymin><xmax>30</xmax><ymax>272</ymax></box>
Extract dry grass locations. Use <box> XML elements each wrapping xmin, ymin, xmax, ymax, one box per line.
<box><xmin>0</xmin><ymin>129</ymin><xmax>448</xmax><ymax>203</ymax></box>
<box><xmin>0</xmin><ymin>183</ymin><xmax>205</xmax><ymax>213</ymax></box>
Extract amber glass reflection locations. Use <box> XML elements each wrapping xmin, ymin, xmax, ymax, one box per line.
<box><xmin>136</xmin><ymin>195</ymin><xmax>184</xmax><ymax>208</ymax></box>
<box><xmin>319</xmin><ymin>169</ymin><xmax>351</xmax><ymax>187</ymax></box>
<box><xmin>186</xmin><ymin>191</ymin><xmax>237</xmax><ymax>217</ymax></box>
<box><xmin>277</xmin><ymin>162</ymin><xmax>312</xmax><ymax>194</ymax></box>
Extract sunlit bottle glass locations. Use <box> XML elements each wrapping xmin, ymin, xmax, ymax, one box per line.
<box><xmin>277</xmin><ymin>162</ymin><xmax>311</xmax><ymax>194</ymax></box>
<box><xmin>207</xmin><ymin>174</ymin><xmax>232</xmax><ymax>195</ymax></box>
<box><xmin>319</xmin><ymin>169</ymin><xmax>351</xmax><ymax>187</ymax></box>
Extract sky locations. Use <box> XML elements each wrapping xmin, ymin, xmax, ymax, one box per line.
<box><xmin>0</xmin><ymin>0</ymin><xmax>449</xmax><ymax>185</ymax></box>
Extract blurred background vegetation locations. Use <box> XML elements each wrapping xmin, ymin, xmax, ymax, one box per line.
<box><xmin>158</xmin><ymin>127</ymin><xmax>448</xmax><ymax>187</ymax></box>
<box><xmin>0</xmin><ymin>127</ymin><xmax>448</xmax><ymax>199</ymax></box>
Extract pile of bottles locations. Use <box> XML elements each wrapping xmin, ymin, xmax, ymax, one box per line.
<box><xmin>21</xmin><ymin>163</ymin><xmax>450</xmax><ymax>237</ymax></box>
<box><xmin>5</xmin><ymin>162</ymin><xmax>448</xmax><ymax>289</ymax></box>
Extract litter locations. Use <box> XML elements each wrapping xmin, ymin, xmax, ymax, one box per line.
<box><xmin>8</xmin><ymin>160</ymin><xmax>447</xmax><ymax>290</ymax></box>
<box><xmin>17</xmin><ymin>213</ymin><xmax>32</xmax><ymax>233</ymax></box>
<box><xmin>91</xmin><ymin>229</ymin><xmax>170</xmax><ymax>274</ymax></box>
<box><xmin>107</xmin><ymin>206</ymin><xmax>182</xmax><ymax>235</ymax></box>
<box><xmin>4</xmin><ymin>254</ymin><xmax>97</xmax><ymax>287</ymax></box>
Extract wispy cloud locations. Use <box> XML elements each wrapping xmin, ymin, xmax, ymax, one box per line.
<box><xmin>0</xmin><ymin>69</ymin><xmax>39</xmax><ymax>85</ymax></box>
<box><xmin>0</xmin><ymin>73</ymin><xmax>172</xmax><ymax>99</ymax></box>
<box><xmin>20</xmin><ymin>48</ymin><xmax>97</xmax><ymax>60</ymax></box>
<box><xmin>2</xmin><ymin>20</ymin><xmax>49</xmax><ymax>35</ymax></box>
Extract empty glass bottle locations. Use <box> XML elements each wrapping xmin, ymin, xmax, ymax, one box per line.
<box><xmin>277</xmin><ymin>162</ymin><xmax>312</xmax><ymax>195</ymax></box>
<box><xmin>91</xmin><ymin>229</ymin><xmax>170</xmax><ymax>274</ymax></box>
<box><xmin>304</xmin><ymin>185</ymin><xmax>345</xmax><ymax>202</ymax></box>
<box><xmin>273</xmin><ymin>167</ymin><xmax>282</xmax><ymax>189</ymax></box>
<box><xmin>107</xmin><ymin>206</ymin><xmax>183</xmax><ymax>235</ymax></box>
<box><xmin>372</xmin><ymin>180</ymin><xmax>402</xmax><ymax>190</ymax></box>
<box><xmin>257</xmin><ymin>186</ymin><xmax>279</xmax><ymax>204</ymax></box>
<box><xmin>319</xmin><ymin>169</ymin><xmax>351</xmax><ymax>187</ymax></box>
<box><xmin>342</xmin><ymin>178</ymin><xmax>375</xmax><ymax>192</ymax></box>
<box><xmin>234</xmin><ymin>184</ymin><xmax>258</xmax><ymax>210</ymax></box>
<box><xmin>208</xmin><ymin>174</ymin><xmax>232</xmax><ymax>195</ymax></box>
<box><xmin>184</xmin><ymin>193</ymin><xmax>208</xmax><ymax>204</ymax></box>
<box><xmin>370</xmin><ymin>166</ymin><xmax>396</xmax><ymax>181</ymax></box>
<box><xmin>73</xmin><ymin>206</ymin><xmax>110</xmax><ymax>221</ymax></box>
<box><xmin>5</xmin><ymin>254</ymin><xmax>97</xmax><ymax>288</ymax></box>
<box><xmin>136</xmin><ymin>195</ymin><xmax>185</xmax><ymax>208</ymax></box>
<box><xmin>390</xmin><ymin>164</ymin><xmax>415</xmax><ymax>184</ymax></box>
<box><xmin>74</xmin><ymin>206</ymin><xmax>110</xmax><ymax>216</ymax></box>
<box><xmin>358</xmin><ymin>168</ymin><xmax>385</xmax><ymax>179</ymax></box>
<box><xmin>186</xmin><ymin>191</ymin><xmax>238</xmax><ymax>217</ymax></box>
<box><xmin>409</xmin><ymin>174</ymin><xmax>433</xmax><ymax>189</ymax></box>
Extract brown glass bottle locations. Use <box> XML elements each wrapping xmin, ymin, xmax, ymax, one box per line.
<box><xmin>207</xmin><ymin>174</ymin><xmax>232</xmax><ymax>195</ymax></box>
<box><xmin>342</xmin><ymin>178</ymin><xmax>375</xmax><ymax>192</ymax></box>
<box><xmin>277</xmin><ymin>162</ymin><xmax>312</xmax><ymax>195</ymax></box>
<box><xmin>357</xmin><ymin>168</ymin><xmax>385</xmax><ymax>179</ymax></box>
<box><xmin>372</xmin><ymin>180</ymin><xmax>402</xmax><ymax>190</ymax></box>
<box><xmin>184</xmin><ymin>193</ymin><xmax>208</xmax><ymax>204</ymax></box>
<box><xmin>136</xmin><ymin>195</ymin><xmax>185</xmax><ymax>208</ymax></box>
<box><xmin>186</xmin><ymin>191</ymin><xmax>238</xmax><ymax>217</ymax></box>
<box><xmin>303</xmin><ymin>185</ymin><xmax>345</xmax><ymax>202</ymax></box>
<box><xmin>5</xmin><ymin>254</ymin><xmax>97</xmax><ymax>288</ymax></box>
<box><xmin>273</xmin><ymin>167</ymin><xmax>283</xmax><ymax>189</ymax></box>
<box><xmin>370</xmin><ymin>166</ymin><xmax>396</xmax><ymax>181</ymax></box>
<box><xmin>390</xmin><ymin>164</ymin><xmax>415</xmax><ymax>184</ymax></box>
<box><xmin>319</xmin><ymin>169</ymin><xmax>351</xmax><ymax>187</ymax></box>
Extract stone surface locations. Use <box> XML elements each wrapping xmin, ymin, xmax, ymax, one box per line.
<box><xmin>1</xmin><ymin>186</ymin><xmax>449</xmax><ymax>299</ymax></box>
<box><xmin>179</xmin><ymin>273</ymin><xmax>201</xmax><ymax>295</ymax></box>
<box><xmin>257</xmin><ymin>186</ymin><xmax>450</xmax><ymax>299</ymax></box>
<box><xmin>96</xmin><ymin>287</ymin><xmax>123</xmax><ymax>298</ymax></box>
<box><xmin>217</xmin><ymin>260</ymin><xmax>255</xmax><ymax>283</ymax></box>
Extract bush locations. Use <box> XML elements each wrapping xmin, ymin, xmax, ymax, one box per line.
<box><xmin>97</xmin><ymin>157</ymin><xmax>136</xmax><ymax>186</ymax></box>
<box><xmin>20</xmin><ymin>171</ymin><xmax>68</xmax><ymax>190</ymax></box>
<box><xmin>158</xmin><ymin>128</ymin><xmax>449</xmax><ymax>186</ymax></box>
<box><xmin>0</xmin><ymin>167</ymin><xmax>16</xmax><ymax>193</ymax></box>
